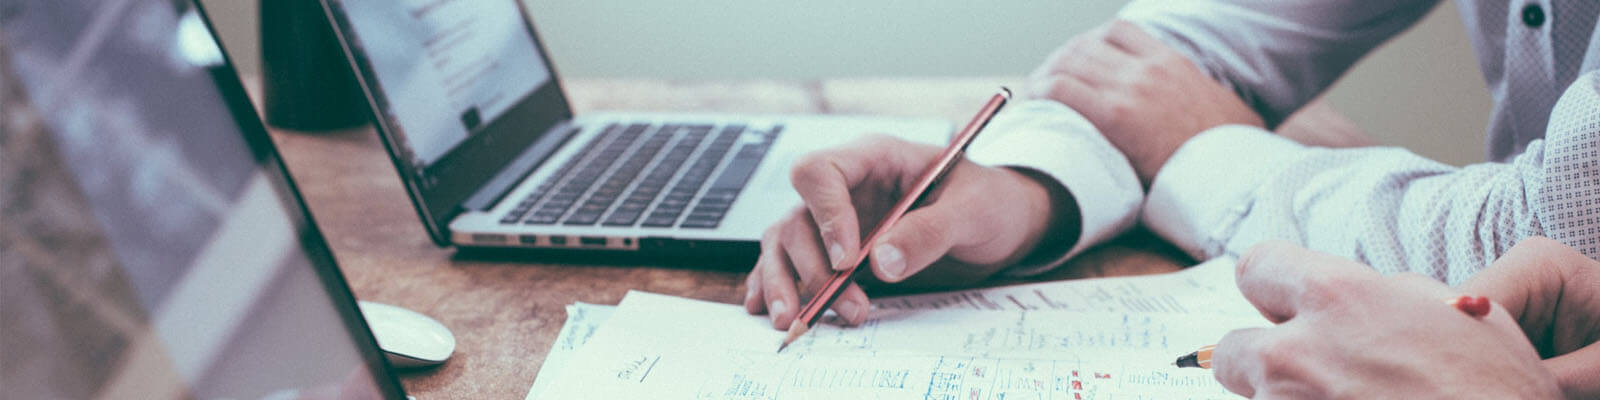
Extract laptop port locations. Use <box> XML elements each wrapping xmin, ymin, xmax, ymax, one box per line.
<box><xmin>549</xmin><ymin>236</ymin><xmax>568</xmax><ymax>246</ymax></box>
<box><xmin>579</xmin><ymin>236</ymin><xmax>607</xmax><ymax>247</ymax></box>
<box><xmin>520</xmin><ymin>235</ymin><xmax>539</xmax><ymax>245</ymax></box>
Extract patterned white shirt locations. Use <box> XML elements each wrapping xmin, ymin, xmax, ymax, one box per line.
<box><xmin>968</xmin><ymin>0</ymin><xmax>1600</xmax><ymax>284</ymax></box>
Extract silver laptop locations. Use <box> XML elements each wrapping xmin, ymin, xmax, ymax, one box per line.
<box><xmin>0</xmin><ymin>1</ymin><xmax>405</xmax><ymax>397</ymax></box>
<box><xmin>317</xmin><ymin>0</ymin><xmax>951</xmax><ymax>261</ymax></box>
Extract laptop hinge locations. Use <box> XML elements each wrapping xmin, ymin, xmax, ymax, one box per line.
<box><xmin>461</xmin><ymin>120</ymin><xmax>580</xmax><ymax>211</ymax></box>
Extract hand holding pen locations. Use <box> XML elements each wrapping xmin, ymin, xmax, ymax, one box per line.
<box><xmin>1181</xmin><ymin>240</ymin><xmax>1575</xmax><ymax>399</ymax></box>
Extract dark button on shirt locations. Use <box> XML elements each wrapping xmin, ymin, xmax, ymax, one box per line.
<box><xmin>1523</xmin><ymin>4</ymin><xmax>1545</xmax><ymax>28</ymax></box>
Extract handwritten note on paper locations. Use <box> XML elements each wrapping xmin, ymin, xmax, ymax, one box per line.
<box><xmin>537</xmin><ymin>291</ymin><xmax>1266</xmax><ymax>399</ymax></box>
<box><xmin>526</xmin><ymin>303</ymin><xmax>614</xmax><ymax>400</ymax></box>
<box><xmin>874</xmin><ymin>257</ymin><xmax>1255</xmax><ymax>316</ymax></box>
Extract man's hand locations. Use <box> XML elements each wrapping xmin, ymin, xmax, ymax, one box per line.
<box><xmin>1462</xmin><ymin>237</ymin><xmax>1600</xmax><ymax>399</ymax></box>
<box><xmin>743</xmin><ymin>135</ymin><xmax>1070</xmax><ymax>329</ymax></box>
<box><xmin>1028</xmin><ymin>20</ymin><xmax>1263</xmax><ymax>185</ymax></box>
<box><xmin>1212</xmin><ymin>241</ymin><xmax>1561</xmax><ymax>399</ymax></box>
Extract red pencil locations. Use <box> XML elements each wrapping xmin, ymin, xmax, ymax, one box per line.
<box><xmin>777</xmin><ymin>88</ymin><xmax>1012</xmax><ymax>353</ymax></box>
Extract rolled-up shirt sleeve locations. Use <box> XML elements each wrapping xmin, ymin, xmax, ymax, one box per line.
<box><xmin>966</xmin><ymin>100</ymin><xmax>1144</xmax><ymax>276</ymax></box>
<box><xmin>1119</xmin><ymin>0</ymin><xmax>1440</xmax><ymax>127</ymax></box>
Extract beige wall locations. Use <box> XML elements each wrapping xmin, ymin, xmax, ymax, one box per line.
<box><xmin>207</xmin><ymin>0</ymin><xmax>1491</xmax><ymax>165</ymax></box>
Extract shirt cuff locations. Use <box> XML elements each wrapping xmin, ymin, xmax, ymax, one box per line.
<box><xmin>966</xmin><ymin>100</ymin><xmax>1144</xmax><ymax>276</ymax></box>
<box><xmin>1143</xmin><ymin>125</ymin><xmax>1310</xmax><ymax>260</ymax></box>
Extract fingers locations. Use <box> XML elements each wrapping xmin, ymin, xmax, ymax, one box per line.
<box><xmin>1028</xmin><ymin>27</ymin><xmax>1128</xmax><ymax>116</ymax></box>
<box><xmin>743</xmin><ymin>268</ymin><xmax>764</xmax><ymax>314</ymax></box>
<box><xmin>1030</xmin><ymin>74</ymin><xmax>1102</xmax><ymax>117</ymax></box>
<box><xmin>1213</xmin><ymin>324</ymin><xmax>1327</xmax><ymax>399</ymax></box>
<box><xmin>1103</xmin><ymin>20</ymin><xmax>1167</xmax><ymax>55</ymax></box>
<box><xmin>781</xmin><ymin>209</ymin><xmax>871</xmax><ymax>324</ymax></box>
<box><xmin>1211</xmin><ymin>327</ymin><xmax>1269</xmax><ymax>398</ymax></box>
<box><xmin>1234</xmin><ymin>240</ymin><xmax>1376</xmax><ymax>323</ymax></box>
<box><xmin>1041</xmin><ymin>34</ymin><xmax>1136</xmax><ymax>88</ymax></box>
<box><xmin>781</xmin><ymin>209</ymin><xmax>837</xmax><ymax>295</ymax></box>
<box><xmin>1462</xmin><ymin>236</ymin><xmax>1584</xmax><ymax>334</ymax></box>
<box><xmin>1545</xmin><ymin>343</ymin><xmax>1600</xmax><ymax>399</ymax></box>
<box><xmin>833</xmin><ymin>283</ymin><xmax>872</xmax><ymax>326</ymax></box>
<box><xmin>757</xmin><ymin>229</ymin><xmax>800</xmax><ymax>330</ymax></box>
<box><xmin>790</xmin><ymin>139</ymin><xmax>897</xmax><ymax>269</ymax></box>
<box><xmin>868</xmin><ymin>205</ymin><xmax>960</xmax><ymax>283</ymax></box>
<box><xmin>1466</xmin><ymin>236</ymin><xmax>1600</xmax><ymax>375</ymax></box>
<box><xmin>746</xmin><ymin>208</ymin><xmax>874</xmax><ymax>328</ymax></box>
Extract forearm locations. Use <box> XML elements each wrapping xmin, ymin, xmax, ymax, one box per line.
<box><xmin>1146</xmin><ymin>126</ymin><xmax>1551</xmax><ymax>284</ymax></box>
<box><xmin>1118</xmin><ymin>0</ymin><xmax>1438</xmax><ymax>127</ymax></box>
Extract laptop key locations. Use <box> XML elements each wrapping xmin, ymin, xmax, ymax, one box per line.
<box><xmin>540</xmin><ymin>199</ymin><xmax>575</xmax><ymax>210</ymax></box>
<box><xmin>631</xmin><ymin>186</ymin><xmax>662</xmax><ymax>197</ymax></box>
<box><xmin>710</xmin><ymin>151</ymin><xmax>763</xmax><ymax>191</ymax></box>
<box><xmin>524</xmin><ymin>212</ymin><xmax>561</xmax><ymax>225</ymax></box>
<box><xmin>688</xmin><ymin>207</ymin><xmax>728</xmax><ymax>221</ymax></box>
<box><xmin>654</xmin><ymin>205</ymin><xmax>686</xmax><ymax>216</ymax></box>
<box><xmin>641</xmin><ymin>213</ymin><xmax>680</xmax><ymax>227</ymax></box>
<box><xmin>602</xmin><ymin>210</ymin><xmax>644</xmax><ymax>226</ymax></box>
<box><xmin>620</xmin><ymin>197</ymin><xmax>651</xmax><ymax>208</ymax></box>
<box><xmin>701</xmin><ymin>188</ymin><xmax>738</xmax><ymax>202</ymax></box>
<box><xmin>691</xmin><ymin>203</ymin><xmax>730</xmax><ymax>214</ymax></box>
<box><xmin>679</xmin><ymin>216</ymin><xmax>721</xmax><ymax>229</ymax></box>
<box><xmin>657</xmin><ymin>197</ymin><xmax>690</xmax><ymax>210</ymax></box>
<box><xmin>564</xmin><ymin>212</ymin><xmax>603</xmax><ymax>225</ymax></box>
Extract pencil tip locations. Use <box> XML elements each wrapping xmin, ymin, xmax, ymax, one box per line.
<box><xmin>777</xmin><ymin>320</ymin><xmax>808</xmax><ymax>354</ymax></box>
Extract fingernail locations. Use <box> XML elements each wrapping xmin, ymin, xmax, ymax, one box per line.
<box><xmin>835</xmin><ymin>300</ymin><xmax>862</xmax><ymax>322</ymax></box>
<box><xmin>828</xmin><ymin>242</ymin><xmax>845</xmax><ymax>267</ymax></box>
<box><xmin>745</xmin><ymin>284</ymin><xmax>758</xmax><ymax>303</ymax></box>
<box><xmin>874</xmin><ymin>243</ymin><xmax>906</xmax><ymax>280</ymax></box>
<box><xmin>770</xmin><ymin>300</ymin><xmax>789</xmax><ymax>319</ymax></box>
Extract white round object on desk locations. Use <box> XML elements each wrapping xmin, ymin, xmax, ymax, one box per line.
<box><xmin>358</xmin><ymin>301</ymin><xmax>456</xmax><ymax>368</ymax></box>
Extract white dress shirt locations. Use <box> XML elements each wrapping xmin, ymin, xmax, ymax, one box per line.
<box><xmin>968</xmin><ymin>0</ymin><xmax>1600</xmax><ymax>283</ymax></box>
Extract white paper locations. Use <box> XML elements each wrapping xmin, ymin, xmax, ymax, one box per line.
<box><xmin>874</xmin><ymin>257</ymin><xmax>1254</xmax><ymax>316</ymax></box>
<box><xmin>528</xmin><ymin>257</ymin><xmax>1263</xmax><ymax>399</ymax></box>
<box><xmin>538</xmin><ymin>290</ymin><xmax>1266</xmax><ymax>399</ymax></box>
<box><xmin>526</xmin><ymin>303</ymin><xmax>615</xmax><ymax>400</ymax></box>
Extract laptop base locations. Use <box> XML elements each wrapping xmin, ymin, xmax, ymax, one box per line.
<box><xmin>453</xmin><ymin>238</ymin><xmax>759</xmax><ymax>270</ymax></box>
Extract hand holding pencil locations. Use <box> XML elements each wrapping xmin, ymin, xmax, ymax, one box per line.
<box><xmin>1192</xmin><ymin>240</ymin><xmax>1568</xmax><ymax>399</ymax></box>
<box><xmin>777</xmin><ymin>89</ymin><xmax>1010</xmax><ymax>351</ymax></box>
<box><xmin>743</xmin><ymin>90</ymin><xmax>1075</xmax><ymax>333</ymax></box>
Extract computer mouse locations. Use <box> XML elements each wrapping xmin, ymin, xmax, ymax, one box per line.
<box><xmin>357</xmin><ymin>301</ymin><xmax>456</xmax><ymax>368</ymax></box>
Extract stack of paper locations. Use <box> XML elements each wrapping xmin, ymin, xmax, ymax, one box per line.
<box><xmin>528</xmin><ymin>258</ymin><xmax>1265</xmax><ymax>399</ymax></box>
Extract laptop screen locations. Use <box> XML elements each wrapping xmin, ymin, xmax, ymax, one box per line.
<box><xmin>323</xmin><ymin>0</ymin><xmax>573</xmax><ymax>244</ymax></box>
<box><xmin>0</xmin><ymin>1</ymin><xmax>404</xmax><ymax>398</ymax></box>
<box><xmin>335</xmin><ymin>0</ymin><xmax>550</xmax><ymax>169</ymax></box>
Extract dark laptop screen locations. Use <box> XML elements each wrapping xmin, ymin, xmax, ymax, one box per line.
<box><xmin>335</xmin><ymin>0</ymin><xmax>550</xmax><ymax>171</ymax></box>
<box><xmin>0</xmin><ymin>0</ymin><xmax>403</xmax><ymax>398</ymax></box>
<box><xmin>323</xmin><ymin>0</ymin><xmax>575</xmax><ymax>244</ymax></box>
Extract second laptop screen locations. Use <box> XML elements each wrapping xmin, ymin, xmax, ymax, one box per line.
<box><xmin>337</xmin><ymin>0</ymin><xmax>550</xmax><ymax>170</ymax></box>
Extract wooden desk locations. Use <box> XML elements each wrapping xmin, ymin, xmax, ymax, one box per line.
<box><xmin>261</xmin><ymin>78</ymin><xmax>1190</xmax><ymax>399</ymax></box>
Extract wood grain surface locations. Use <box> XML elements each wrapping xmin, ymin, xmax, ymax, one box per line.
<box><xmin>259</xmin><ymin>78</ymin><xmax>1191</xmax><ymax>399</ymax></box>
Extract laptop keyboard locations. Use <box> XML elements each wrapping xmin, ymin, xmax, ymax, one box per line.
<box><xmin>497</xmin><ymin>122</ymin><xmax>780</xmax><ymax>229</ymax></box>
